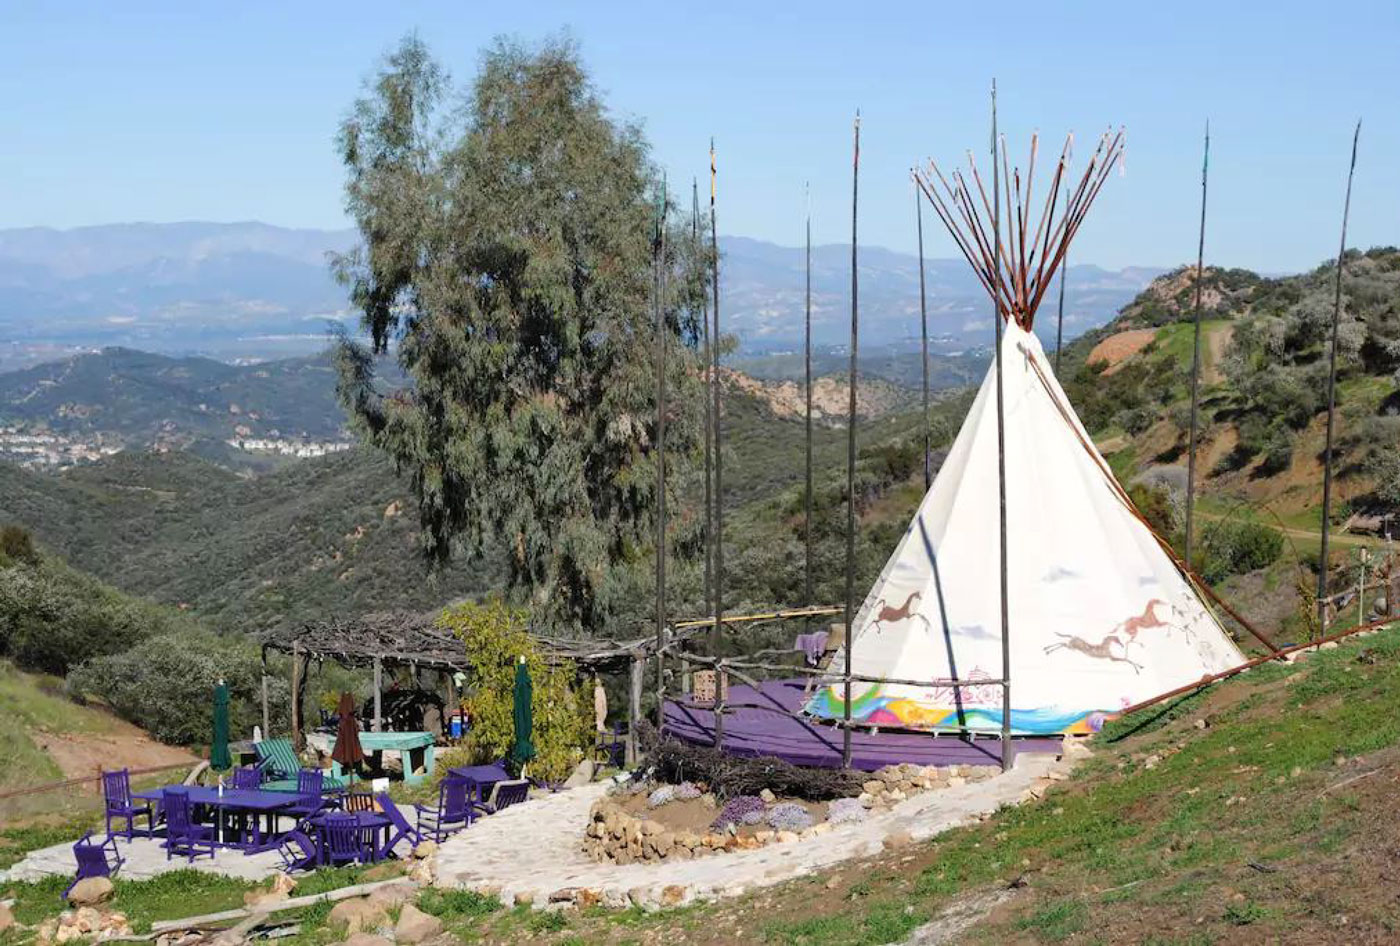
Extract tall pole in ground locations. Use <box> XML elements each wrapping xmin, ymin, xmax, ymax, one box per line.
<box><xmin>915</xmin><ymin>171</ymin><xmax>931</xmax><ymax>491</ymax></box>
<box><xmin>805</xmin><ymin>184</ymin><xmax>814</xmax><ymax>610</ymax></box>
<box><xmin>1184</xmin><ymin>122</ymin><xmax>1211</xmax><ymax>572</ymax></box>
<box><xmin>1318</xmin><ymin>121</ymin><xmax>1362</xmax><ymax>637</ymax></box>
<box><xmin>709</xmin><ymin>142</ymin><xmax>724</xmax><ymax>659</ymax></box>
<box><xmin>991</xmin><ymin>81</ymin><xmax>1013</xmax><ymax>773</ymax></box>
<box><xmin>654</xmin><ymin>177</ymin><xmax>668</xmax><ymax>730</ymax></box>
<box><xmin>696</xmin><ymin>179</ymin><xmax>713</xmax><ymax>630</ymax></box>
<box><xmin>1054</xmin><ymin>185</ymin><xmax>1068</xmax><ymax>377</ymax></box>
<box><xmin>842</xmin><ymin>112</ymin><xmax>861</xmax><ymax>768</ymax></box>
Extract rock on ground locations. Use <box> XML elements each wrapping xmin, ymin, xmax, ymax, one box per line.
<box><xmin>394</xmin><ymin>904</ymin><xmax>444</xmax><ymax>944</ymax></box>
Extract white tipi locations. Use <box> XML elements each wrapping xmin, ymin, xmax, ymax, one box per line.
<box><xmin>805</xmin><ymin>130</ymin><xmax>1244</xmax><ymax>735</ymax></box>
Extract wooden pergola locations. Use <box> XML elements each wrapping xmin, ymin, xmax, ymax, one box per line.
<box><xmin>260</xmin><ymin>611</ymin><xmax>703</xmax><ymax>764</ymax></box>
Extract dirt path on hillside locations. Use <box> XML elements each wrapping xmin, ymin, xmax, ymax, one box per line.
<box><xmin>1088</xmin><ymin>329</ymin><xmax>1157</xmax><ymax>374</ymax></box>
<box><xmin>31</xmin><ymin>723</ymin><xmax>197</xmax><ymax>787</ymax></box>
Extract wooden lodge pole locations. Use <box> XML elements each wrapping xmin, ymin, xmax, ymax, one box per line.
<box><xmin>842</xmin><ymin>111</ymin><xmax>861</xmax><ymax>768</ymax></box>
<box><xmin>805</xmin><ymin>184</ymin><xmax>815</xmax><ymax>611</ymax></box>
<box><xmin>990</xmin><ymin>81</ymin><xmax>1014</xmax><ymax>773</ymax></box>
<box><xmin>1184</xmin><ymin>122</ymin><xmax>1210</xmax><ymax>571</ymax></box>
<box><xmin>697</xmin><ymin>178</ymin><xmax>714</xmax><ymax>636</ymax></box>
<box><xmin>654</xmin><ymin>176</ymin><xmax>669</xmax><ymax>731</ymax></box>
<box><xmin>915</xmin><ymin>170</ymin><xmax>931</xmax><ymax>491</ymax></box>
<box><xmin>1318</xmin><ymin>120</ymin><xmax>1362</xmax><ymax>637</ymax></box>
<box><xmin>1054</xmin><ymin>184</ymin><xmax>1068</xmax><ymax>376</ymax></box>
<box><xmin>709</xmin><ymin>141</ymin><xmax>724</xmax><ymax>659</ymax></box>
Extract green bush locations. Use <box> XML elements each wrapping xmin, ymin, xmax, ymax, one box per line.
<box><xmin>438</xmin><ymin>599</ymin><xmax>591</xmax><ymax>782</ymax></box>
<box><xmin>0</xmin><ymin>525</ymin><xmax>39</xmax><ymax>567</ymax></box>
<box><xmin>67</xmin><ymin>631</ymin><xmax>289</xmax><ymax>745</ymax></box>
<box><xmin>0</xmin><ymin>554</ymin><xmax>185</xmax><ymax>675</ymax></box>
<box><xmin>1200</xmin><ymin>520</ymin><xmax>1284</xmax><ymax>583</ymax></box>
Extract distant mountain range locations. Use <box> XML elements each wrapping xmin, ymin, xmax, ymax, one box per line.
<box><xmin>0</xmin><ymin>221</ymin><xmax>1163</xmax><ymax>370</ymax></box>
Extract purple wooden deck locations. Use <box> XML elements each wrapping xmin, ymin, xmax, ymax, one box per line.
<box><xmin>663</xmin><ymin>679</ymin><xmax>1062</xmax><ymax>772</ymax></box>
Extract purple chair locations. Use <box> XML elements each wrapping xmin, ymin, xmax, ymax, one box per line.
<box><xmin>61</xmin><ymin>833</ymin><xmax>123</xmax><ymax>902</ymax></box>
<box><xmin>414</xmin><ymin>777</ymin><xmax>471</xmax><ymax>842</ymax></box>
<box><xmin>276</xmin><ymin>828</ymin><xmax>318</xmax><ymax>873</ymax></box>
<box><xmin>374</xmin><ymin>793</ymin><xmax>420</xmax><ymax>858</ymax></box>
<box><xmin>472</xmin><ymin>779</ymin><xmax>530</xmax><ymax>816</ymax></box>
<box><xmin>318</xmin><ymin>813</ymin><xmax>364</xmax><ymax>867</ymax></box>
<box><xmin>283</xmin><ymin>769</ymin><xmax>329</xmax><ymax>819</ymax></box>
<box><xmin>230</xmin><ymin>767</ymin><xmax>262</xmax><ymax>790</ymax></box>
<box><xmin>162</xmin><ymin>788</ymin><xmax>216</xmax><ymax>862</ymax></box>
<box><xmin>102</xmin><ymin>769</ymin><xmax>154</xmax><ymax>840</ymax></box>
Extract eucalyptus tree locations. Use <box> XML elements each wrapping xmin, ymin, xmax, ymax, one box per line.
<box><xmin>333</xmin><ymin>35</ymin><xmax>706</xmax><ymax>634</ymax></box>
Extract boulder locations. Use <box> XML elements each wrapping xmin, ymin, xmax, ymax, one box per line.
<box><xmin>243</xmin><ymin>889</ymin><xmax>289</xmax><ymax>909</ymax></box>
<box><xmin>563</xmin><ymin>759</ymin><xmax>597</xmax><ymax>789</ymax></box>
<box><xmin>759</xmin><ymin>788</ymin><xmax>776</xmax><ymax>803</ymax></box>
<box><xmin>66</xmin><ymin>877</ymin><xmax>114</xmax><ymax>907</ymax></box>
<box><xmin>575</xmin><ymin>888</ymin><xmax>603</xmax><ymax>909</ymax></box>
<box><xmin>408</xmin><ymin>860</ymin><xmax>434</xmax><ymax>885</ymax></box>
<box><xmin>366</xmin><ymin>884</ymin><xmax>417</xmax><ymax>909</ymax></box>
<box><xmin>884</xmin><ymin>828</ymin><xmax>914</xmax><ymax>849</ymax></box>
<box><xmin>513</xmin><ymin>890</ymin><xmax>537</xmax><ymax>908</ymax></box>
<box><xmin>342</xmin><ymin>934</ymin><xmax>394</xmax><ymax>946</ymax></box>
<box><xmin>861</xmin><ymin>780</ymin><xmax>883</xmax><ymax>794</ymax></box>
<box><xmin>327</xmin><ymin>898</ymin><xmax>389</xmax><ymax>935</ymax></box>
<box><xmin>775</xmin><ymin>830</ymin><xmax>799</xmax><ymax>844</ymax></box>
<box><xmin>660</xmin><ymin>884</ymin><xmax>690</xmax><ymax>908</ymax></box>
<box><xmin>359</xmin><ymin>861</ymin><xmax>407</xmax><ymax>883</ymax></box>
<box><xmin>270</xmin><ymin>873</ymin><xmax>299</xmax><ymax>896</ymax></box>
<box><xmin>393</xmin><ymin>904</ymin><xmax>443</xmax><ymax>944</ymax></box>
<box><xmin>0</xmin><ymin>904</ymin><xmax>13</xmax><ymax>934</ymax></box>
<box><xmin>411</xmin><ymin>840</ymin><xmax>437</xmax><ymax>859</ymax></box>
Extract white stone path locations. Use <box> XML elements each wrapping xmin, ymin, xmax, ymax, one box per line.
<box><xmin>1</xmin><ymin>836</ymin><xmax>285</xmax><ymax>885</ymax></box>
<box><xmin>434</xmin><ymin>750</ymin><xmax>1070</xmax><ymax>910</ymax></box>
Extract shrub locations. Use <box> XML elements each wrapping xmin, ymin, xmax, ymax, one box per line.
<box><xmin>642</xmin><ymin>731</ymin><xmax>862</xmax><ymax>800</ymax></box>
<box><xmin>0</xmin><ymin>555</ymin><xmax>184</xmax><ymax>675</ymax></box>
<box><xmin>67</xmin><ymin>631</ymin><xmax>289</xmax><ymax>744</ymax></box>
<box><xmin>765</xmin><ymin>801</ymin><xmax>813</xmax><ymax>832</ymax></box>
<box><xmin>0</xmin><ymin>525</ymin><xmax>38</xmax><ymax>568</ymax></box>
<box><xmin>1200</xmin><ymin>520</ymin><xmax>1284</xmax><ymax>583</ymax></box>
<box><xmin>646</xmin><ymin>780</ymin><xmax>702</xmax><ymax>807</ymax></box>
<box><xmin>439</xmin><ymin>599</ymin><xmax>591</xmax><ymax>782</ymax></box>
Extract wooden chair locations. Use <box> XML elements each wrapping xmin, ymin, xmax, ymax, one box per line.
<box><xmin>162</xmin><ymin>789</ymin><xmax>215</xmax><ymax>862</ymax></box>
<box><xmin>471</xmin><ymin>779</ymin><xmax>529</xmax><ymax>816</ymax></box>
<box><xmin>62</xmin><ymin>833</ymin><xmax>123</xmax><ymax>902</ymax></box>
<box><xmin>415</xmin><ymin>776</ymin><xmax>471</xmax><ymax>842</ymax></box>
<box><xmin>101</xmin><ymin>769</ymin><xmax>155</xmax><ymax>840</ymax></box>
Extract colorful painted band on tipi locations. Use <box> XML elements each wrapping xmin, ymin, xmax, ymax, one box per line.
<box><xmin>804</xmin><ymin>685</ymin><xmax>1111</xmax><ymax>736</ymax></box>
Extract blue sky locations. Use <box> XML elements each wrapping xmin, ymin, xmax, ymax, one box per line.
<box><xmin>1</xmin><ymin>0</ymin><xmax>1396</xmax><ymax>272</ymax></box>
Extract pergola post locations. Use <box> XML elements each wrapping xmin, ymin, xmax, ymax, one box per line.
<box><xmin>372</xmin><ymin>655</ymin><xmax>383</xmax><ymax>733</ymax></box>
<box><xmin>627</xmin><ymin>655</ymin><xmax>643</xmax><ymax>767</ymax></box>
<box><xmin>260</xmin><ymin>673</ymin><xmax>270</xmax><ymax>740</ymax></box>
<box><xmin>290</xmin><ymin>642</ymin><xmax>304</xmax><ymax>751</ymax></box>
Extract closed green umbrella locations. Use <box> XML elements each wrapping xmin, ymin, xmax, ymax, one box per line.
<box><xmin>510</xmin><ymin>658</ymin><xmax>536</xmax><ymax>773</ymax></box>
<box><xmin>210</xmin><ymin>679</ymin><xmax>232</xmax><ymax>771</ymax></box>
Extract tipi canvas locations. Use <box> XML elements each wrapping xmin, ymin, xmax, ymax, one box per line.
<box><xmin>806</xmin><ymin>129</ymin><xmax>1244</xmax><ymax>736</ymax></box>
<box><xmin>804</xmin><ymin>324</ymin><xmax>1243</xmax><ymax>734</ymax></box>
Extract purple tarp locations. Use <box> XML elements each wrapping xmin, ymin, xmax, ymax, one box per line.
<box><xmin>663</xmin><ymin>679</ymin><xmax>1062</xmax><ymax>772</ymax></box>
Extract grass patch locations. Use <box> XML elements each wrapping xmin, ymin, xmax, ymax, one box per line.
<box><xmin>416</xmin><ymin>887</ymin><xmax>502</xmax><ymax>921</ymax></box>
<box><xmin>1016</xmin><ymin>898</ymin><xmax>1088</xmax><ymax>941</ymax></box>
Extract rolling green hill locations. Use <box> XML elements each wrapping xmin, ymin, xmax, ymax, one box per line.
<box><xmin>0</xmin><ymin>448</ymin><xmax>500</xmax><ymax>632</ymax></box>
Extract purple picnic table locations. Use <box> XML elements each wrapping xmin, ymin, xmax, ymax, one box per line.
<box><xmin>134</xmin><ymin>786</ymin><xmax>307</xmax><ymax>853</ymax></box>
<box><xmin>446</xmin><ymin>763</ymin><xmax>510</xmax><ymax>804</ymax></box>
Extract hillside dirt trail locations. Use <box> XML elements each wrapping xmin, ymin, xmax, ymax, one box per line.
<box><xmin>30</xmin><ymin>719</ymin><xmax>196</xmax><ymax>785</ymax></box>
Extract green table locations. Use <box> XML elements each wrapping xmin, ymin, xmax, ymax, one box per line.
<box><xmin>329</xmin><ymin>731</ymin><xmax>437</xmax><ymax>785</ymax></box>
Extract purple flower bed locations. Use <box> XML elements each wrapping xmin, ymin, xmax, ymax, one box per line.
<box><xmin>647</xmin><ymin>780</ymin><xmax>703</xmax><ymax>808</ymax></box>
<box><xmin>711</xmin><ymin>795</ymin><xmax>766</xmax><ymax>831</ymax></box>
<box><xmin>765</xmin><ymin>801</ymin><xmax>813</xmax><ymax>832</ymax></box>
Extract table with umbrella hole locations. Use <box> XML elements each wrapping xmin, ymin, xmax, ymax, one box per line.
<box><xmin>133</xmin><ymin>786</ymin><xmax>302</xmax><ymax>853</ymax></box>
